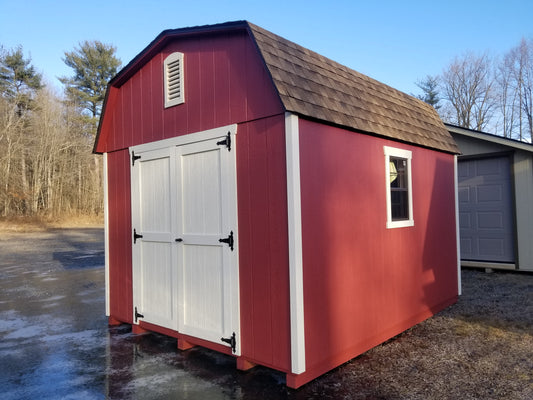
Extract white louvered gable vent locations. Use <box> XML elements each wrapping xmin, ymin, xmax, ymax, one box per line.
<box><xmin>164</xmin><ymin>52</ymin><xmax>184</xmax><ymax>108</ymax></box>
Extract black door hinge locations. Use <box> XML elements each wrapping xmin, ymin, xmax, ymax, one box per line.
<box><xmin>219</xmin><ymin>231</ymin><xmax>234</xmax><ymax>251</ymax></box>
<box><xmin>221</xmin><ymin>332</ymin><xmax>236</xmax><ymax>353</ymax></box>
<box><xmin>134</xmin><ymin>306</ymin><xmax>144</xmax><ymax>323</ymax></box>
<box><xmin>216</xmin><ymin>132</ymin><xmax>231</xmax><ymax>151</ymax></box>
<box><xmin>133</xmin><ymin>228</ymin><xmax>143</xmax><ymax>244</ymax></box>
<box><xmin>131</xmin><ymin>151</ymin><xmax>141</xmax><ymax>166</ymax></box>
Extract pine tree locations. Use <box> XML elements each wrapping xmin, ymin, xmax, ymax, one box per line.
<box><xmin>0</xmin><ymin>46</ymin><xmax>43</xmax><ymax>113</ymax></box>
<box><xmin>60</xmin><ymin>40</ymin><xmax>121</xmax><ymax>136</ymax></box>
<box><xmin>415</xmin><ymin>75</ymin><xmax>441</xmax><ymax>110</ymax></box>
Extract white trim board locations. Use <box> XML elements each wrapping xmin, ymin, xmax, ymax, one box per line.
<box><xmin>103</xmin><ymin>153</ymin><xmax>110</xmax><ymax>316</ymax></box>
<box><xmin>285</xmin><ymin>112</ymin><xmax>306</xmax><ymax>374</ymax></box>
<box><xmin>454</xmin><ymin>155</ymin><xmax>462</xmax><ymax>295</ymax></box>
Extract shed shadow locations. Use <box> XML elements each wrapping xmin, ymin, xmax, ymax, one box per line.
<box><xmin>51</xmin><ymin>228</ymin><xmax>105</xmax><ymax>269</ymax></box>
<box><xmin>421</xmin><ymin>157</ymin><xmax>459</xmax><ymax>315</ymax></box>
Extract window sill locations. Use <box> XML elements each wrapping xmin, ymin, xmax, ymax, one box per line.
<box><xmin>387</xmin><ymin>219</ymin><xmax>414</xmax><ymax>229</ymax></box>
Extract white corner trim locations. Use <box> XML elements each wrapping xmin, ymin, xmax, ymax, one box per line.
<box><xmin>103</xmin><ymin>153</ymin><xmax>110</xmax><ymax>316</ymax></box>
<box><xmin>454</xmin><ymin>155</ymin><xmax>462</xmax><ymax>295</ymax></box>
<box><xmin>285</xmin><ymin>112</ymin><xmax>306</xmax><ymax>374</ymax></box>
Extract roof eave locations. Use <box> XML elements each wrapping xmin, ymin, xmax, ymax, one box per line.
<box><xmin>446</xmin><ymin>123</ymin><xmax>533</xmax><ymax>153</ymax></box>
<box><xmin>111</xmin><ymin>21</ymin><xmax>250</xmax><ymax>88</ymax></box>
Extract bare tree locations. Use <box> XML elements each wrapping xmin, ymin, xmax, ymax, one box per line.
<box><xmin>440</xmin><ymin>52</ymin><xmax>496</xmax><ymax>131</ymax></box>
<box><xmin>0</xmin><ymin>45</ymin><xmax>104</xmax><ymax>218</ymax></box>
<box><xmin>0</xmin><ymin>96</ymin><xmax>25</xmax><ymax>215</ymax></box>
<box><xmin>496</xmin><ymin>53</ymin><xmax>519</xmax><ymax>138</ymax></box>
<box><xmin>497</xmin><ymin>38</ymin><xmax>533</xmax><ymax>141</ymax></box>
<box><xmin>60</xmin><ymin>41</ymin><xmax>121</xmax><ymax>216</ymax></box>
<box><xmin>0</xmin><ymin>46</ymin><xmax>42</xmax><ymax>215</ymax></box>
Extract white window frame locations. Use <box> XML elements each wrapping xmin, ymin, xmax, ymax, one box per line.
<box><xmin>164</xmin><ymin>52</ymin><xmax>185</xmax><ymax>108</ymax></box>
<box><xmin>384</xmin><ymin>146</ymin><xmax>414</xmax><ymax>229</ymax></box>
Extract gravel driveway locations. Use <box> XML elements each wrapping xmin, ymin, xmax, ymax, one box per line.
<box><xmin>0</xmin><ymin>228</ymin><xmax>532</xmax><ymax>399</ymax></box>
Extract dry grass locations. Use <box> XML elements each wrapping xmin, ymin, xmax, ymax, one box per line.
<box><xmin>305</xmin><ymin>269</ymin><xmax>533</xmax><ymax>399</ymax></box>
<box><xmin>0</xmin><ymin>214</ymin><xmax>103</xmax><ymax>233</ymax></box>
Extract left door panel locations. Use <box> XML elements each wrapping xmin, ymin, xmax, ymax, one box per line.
<box><xmin>131</xmin><ymin>147</ymin><xmax>179</xmax><ymax>330</ymax></box>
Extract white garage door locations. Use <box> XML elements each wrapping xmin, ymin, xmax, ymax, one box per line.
<box><xmin>458</xmin><ymin>156</ymin><xmax>515</xmax><ymax>263</ymax></box>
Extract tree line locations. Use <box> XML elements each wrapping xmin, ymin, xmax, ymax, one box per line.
<box><xmin>0</xmin><ymin>42</ymin><xmax>120</xmax><ymax>218</ymax></box>
<box><xmin>416</xmin><ymin>37</ymin><xmax>533</xmax><ymax>142</ymax></box>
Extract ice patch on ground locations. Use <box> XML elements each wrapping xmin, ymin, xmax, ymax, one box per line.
<box><xmin>43</xmin><ymin>329</ymin><xmax>104</xmax><ymax>347</ymax></box>
<box><xmin>0</xmin><ymin>311</ymin><xmax>45</xmax><ymax>339</ymax></box>
<box><xmin>41</xmin><ymin>302</ymin><xmax>59</xmax><ymax>309</ymax></box>
<box><xmin>0</xmin><ymin>346</ymin><xmax>22</xmax><ymax>357</ymax></box>
<box><xmin>42</xmin><ymin>295</ymin><xmax>65</xmax><ymax>302</ymax></box>
<box><xmin>3</xmin><ymin>324</ymin><xmax>46</xmax><ymax>339</ymax></box>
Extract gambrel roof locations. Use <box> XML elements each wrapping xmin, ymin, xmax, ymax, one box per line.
<box><xmin>97</xmin><ymin>21</ymin><xmax>459</xmax><ymax>154</ymax></box>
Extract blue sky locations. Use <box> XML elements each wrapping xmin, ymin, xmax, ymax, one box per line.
<box><xmin>1</xmin><ymin>0</ymin><xmax>532</xmax><ymax>96</ymax></box>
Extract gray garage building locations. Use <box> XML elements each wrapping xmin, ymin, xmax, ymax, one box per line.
<box><xmin>448</xmin><ymin>124</ymin><xmax>533</xmax><ymax>272</ymax></box>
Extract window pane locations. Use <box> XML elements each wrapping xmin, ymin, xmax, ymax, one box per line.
<box><xmin>391</xmin><ymin>190</ymin><xmax>408</xmax><ymax>220</ymax></box>
<box><xmin>390</xmin><ymin>157</ymin><xmax>409</xmax><ymax>220</ymax></box>
<box><xmin>390</xmin><ymin>158</ymin><xmax>407</xmax><ymax>188</ymax></box>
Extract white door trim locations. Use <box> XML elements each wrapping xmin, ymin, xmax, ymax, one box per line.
<box><xmin>285</xmin><ymin>112</ymin><xmax>306</xmax><ymax>374</ymax></box>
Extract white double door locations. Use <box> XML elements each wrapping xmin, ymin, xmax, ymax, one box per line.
<box><xmin>131</xmin><ymin>131</ymin><xmax>239</xmax><ymax>354</ymax></box>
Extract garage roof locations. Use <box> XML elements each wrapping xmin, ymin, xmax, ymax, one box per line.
<box><xmin>447</xmin><ymin>124</ymin><xmax>533</xmax><ymax>153</ymax></box>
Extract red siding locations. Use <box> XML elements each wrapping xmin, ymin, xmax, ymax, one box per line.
<box><xmin>236</xmin><ymin>115</ymin><xmax>291</xmax><ymax>372</ymax></box>
<box><xmin>107</xmin><ymin>149</ymin><xmax>132</xmax><ymax>323</ymax></box>
<box><xmin>95</xmin><ymin>30</ymin><xmax>282</xmax><ymax>153</ymax></box>
<box><xmin>298</xmin><ymin>119</ymin><xmax>458</xmax><ymax>381</ymax></box>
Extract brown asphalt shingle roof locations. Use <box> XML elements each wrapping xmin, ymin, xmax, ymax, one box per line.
<box><xmin>247</xmin><ymin>22</ymin><xmax>459</xmax><ymax>154</ymax></box>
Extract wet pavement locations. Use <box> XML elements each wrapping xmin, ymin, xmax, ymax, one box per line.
<box><xmin>0</xmin><ymin>228</ymin><xmax>294</xmax><ymax>399</ymax></box>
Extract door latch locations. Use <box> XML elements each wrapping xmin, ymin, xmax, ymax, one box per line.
<box><xmin>133</xmin><ymin>228</ymin><xmax>143</xmax><ymax>244</ymax></box>
<box><xmin>134</xmin><ymin>307</ymin><xmax>144</xmax><ymax>323</ymax></box>
<box><xmin>219</xmin><ymin>231</ymin><xmax>234</xmax><ymax>251</ymax></box>
<box><xmin>221</xmin><ymin>332</ymin><xmax>236</xmax><ymax>353</ymax></box>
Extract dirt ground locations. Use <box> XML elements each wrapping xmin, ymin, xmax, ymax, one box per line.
<box><xmin>0</xmin><ymin>227</ymin><xmax>532</xmax><ymax>399</ymax></box>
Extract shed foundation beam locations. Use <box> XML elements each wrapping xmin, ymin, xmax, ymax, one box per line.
<box><xmin>108</xmin><ymin>316</ymin><xmax>123</xmax><ymax>326</ymax></box>
<box><xmin>132</xmin><ymin>324</ymin><xmax>150</xmax><ymax>335</ymax></box>
<box><xmin>177</xmin><ymin>338</ymin><xmax>196</xmax><ymax>351</ymax></box>
<box><xmin>236</xmin><ymin>358</ymin><xmax>256</xmax><ymax>371</ymax></box>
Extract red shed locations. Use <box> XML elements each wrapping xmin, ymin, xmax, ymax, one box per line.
<box><xmin>94</xmin><ymin>21</ymin><xmax>460</xmax><ymax>388</ymax></box>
